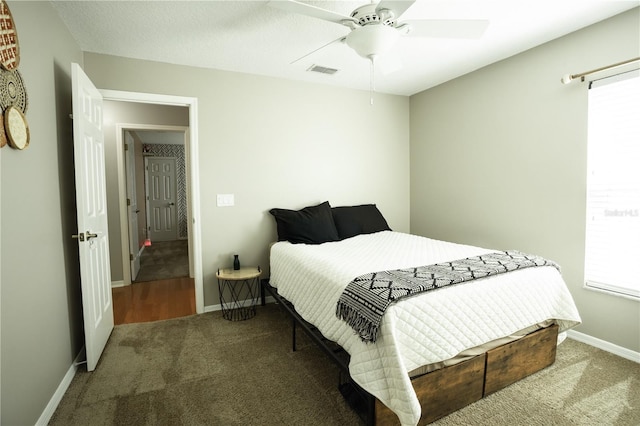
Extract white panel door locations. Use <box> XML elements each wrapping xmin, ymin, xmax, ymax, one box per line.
<box><xmin>71</xmin><ymin>63</ymin><xmax>114</xmax><ymax>372</ymax></box>
<box><xmin>146</xmin><ymin>157</ymin><xmax>177</xmax><ymax>242</ymax></box>
<box><xmin>125</xmin><ymin>132</ymin><xmax>141</xmax><ymax>280</ymax></box>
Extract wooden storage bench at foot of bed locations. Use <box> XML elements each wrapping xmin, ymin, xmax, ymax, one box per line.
<box><xmin>374</xmin><ymin>324</ymin><xmax>559</xmax><ymax>425</ymax></box>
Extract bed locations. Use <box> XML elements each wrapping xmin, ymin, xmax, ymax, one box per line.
<box><xmin>266</xmin><ymin>202</ymin><xmax>582</xmax><ymax>426</ymax></box>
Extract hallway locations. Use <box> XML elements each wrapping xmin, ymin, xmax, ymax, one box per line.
<box><xmin>113</xmin><ymin>239</ymin><xmax>194</xmax><ymax>325</ymax></box>
<box><xmin>135</xmin><ymin>239</ymin><xmax>189</xmax><ymax>283</ymax></box>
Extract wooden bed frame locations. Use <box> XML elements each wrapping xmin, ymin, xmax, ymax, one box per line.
<box><xmin>261</xmin><ymin>279</ymin><xmax>558</xmax><ymax>425</ymax></box>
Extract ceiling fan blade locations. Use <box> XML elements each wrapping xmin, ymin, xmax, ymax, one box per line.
<box><xmin>290</xmin><ymin>35</ymin><xmax>346</xmax><ymax>65</ymax></box>
<box><xmin>268</xmin><ymin>0</ymin><xmax>356</xmax><ymax>25</ymax></box>
<box><xmin>376</xmin><ymin>0</ymin><xmax>416</xmax><ymax>20</ymax></box>
<box><xmin>404</xmin><ymin>19</ymin><xmax>490</xmax><ymax>39</ymax></box>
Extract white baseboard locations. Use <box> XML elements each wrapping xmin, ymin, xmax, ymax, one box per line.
<box><xmin>567</xmin><ymin>330</ymin><xmax>640</xmax><ymax>363</ymax></box>
<box><xmin>36</xmin><ymin>347</ymin><xmax>85</xmax><ymax>425</ymax></box>
<box><xmin>204</xmin><ymin>303</ymin><xmax>222</xmax><ymax>313</ymax></box>
<box><xmin>111</xmin><ymin>280</ymin><xmax>125</xmax><ymax>288</ymax></box>
<box><xmin>204</xmin><ymin>296</ymin><xmax>275</xmax><ymax>313</ymax></box>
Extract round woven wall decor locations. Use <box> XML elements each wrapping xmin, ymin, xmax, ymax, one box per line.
<box><xmin>4</xmin><ymin>105</ymin><xmax>29</xmax><ymax>150</ymax></box>
<box><xmin>0</xmin><ymin>68</ymin><xmax>27</xmax><ymax>113</ymax></box>
<box><xmin>0</xmin><ymin>111</ymin><xmax>7</xmax><ymax>148</ymax></box>
<box><xmin>0</xmin><ymin>1</ymin><xmax>19</xmax><ymax>70</ymax></box>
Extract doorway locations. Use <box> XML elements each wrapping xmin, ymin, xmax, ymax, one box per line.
<box><xmin>103</xmin><ymin>90</ymin><xmax>204</xmax><ymax>317</ymax></box>
<box><xmin>115</xmin><ymin>125</ymin><xmax>195</xmax><ymax>324</ymax></box>
<box><xmin>124</xmin><ymin>129</ymin><xmax>189</xmax><ymax>285</ymax></box>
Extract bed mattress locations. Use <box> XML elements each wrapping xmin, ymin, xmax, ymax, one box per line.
<box><xmin>269</xmin><ymin>231</ymin><xmax>581</xmax><ymax>426</ymax></box>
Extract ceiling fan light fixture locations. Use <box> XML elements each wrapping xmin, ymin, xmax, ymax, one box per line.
<box><xmin>345</xmin><ymin>24</ymin><xmax>400</xmax><ymax>59</ymax></box>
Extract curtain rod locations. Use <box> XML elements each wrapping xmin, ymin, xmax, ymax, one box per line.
<box><xmin>561</xmin><ymin>57</ymin><xmax>640</xmax><ymax>84</ymax></box>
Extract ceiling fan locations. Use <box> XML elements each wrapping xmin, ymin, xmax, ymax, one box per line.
<box><xmin>268</xmin><ymin>0</ymin><xmax>489</xmax><ymax>64</ymax></box>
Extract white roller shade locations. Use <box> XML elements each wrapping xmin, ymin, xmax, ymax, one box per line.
<box><xmin>585</xmin><ymin>71</ymin><xmax>640</xmax><ymax>299</ymax></box>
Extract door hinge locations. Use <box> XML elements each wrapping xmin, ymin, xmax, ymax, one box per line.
<box><xmin>124</xmin><ymin>143</ymin><xmax>129</xmax><ymax>151</ymax></box>
<box><xmin>129</xmin><ymin>253</ymin><xmax>134</xmax><ymax>261</ymax></box>
<box><xmin>127</xmin><ymin>198</ymin><xmax>131</xmax><ymax>206</ymax></box>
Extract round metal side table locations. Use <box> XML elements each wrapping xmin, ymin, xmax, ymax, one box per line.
<box><xmin>216</xmin><ymin>266</ymin><xmax>261</xmax><ymax>321</ymax></box>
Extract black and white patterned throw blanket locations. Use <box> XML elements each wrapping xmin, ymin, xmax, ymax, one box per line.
<box><xmin>336</xmin><ymin>250</ymin><xmax>560</xmax><ymax>343</ymax></box>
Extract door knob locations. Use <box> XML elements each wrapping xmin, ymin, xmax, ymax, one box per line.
<box><xmin>71</xmin><ymin>232</ymin><xmax>85</xmax><ymax>241</ymax></box>
<box><xmin>169</xmin><ymin>202</ymin><xmax>175</xmax><ymax>206</ymax></box>
<box><xmin>86</xmin><ymin>232</ymin><xmax>98</xmax><ymax>240</ymax></box>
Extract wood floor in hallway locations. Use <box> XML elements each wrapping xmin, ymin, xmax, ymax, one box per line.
<box><xmin>112</xmin><ymin>277</ymin><xmax>196</xmax><ymax>325</ymax></box>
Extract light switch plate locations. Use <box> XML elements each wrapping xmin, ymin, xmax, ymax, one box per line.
<box><xmin>216</xmin><ymin>194</ymin><xmax>234</xmax><ymax>207</ymax></box>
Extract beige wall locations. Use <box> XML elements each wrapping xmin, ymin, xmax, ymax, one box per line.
<box><xmin>410</xmin><ymin>8</ymin><xmax>640</xmax><ymax>352</ymax></box>
<box><xmin>84</xmin><ymin>53</ymin><xmax>411</xmax><ymax>308</ymax></box>
<box><xmin>0</xmin><ymin>2</ymin><xmax>84</xmax><ymax>424</ymax></box>
<box><xmin>102</xmin><ymin>101</ymin><xmax>189</xmax><ymax>281</ymax></box>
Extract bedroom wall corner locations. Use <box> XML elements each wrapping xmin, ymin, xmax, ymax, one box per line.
<box><xmin>409</xmin><ymin>8</ymin><xmax>640</xmax><ymax>354</ymax></box>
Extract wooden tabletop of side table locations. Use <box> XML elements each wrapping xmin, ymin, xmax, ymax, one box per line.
<box><xmin>216</xmin><ymin>266</ymin><xmax>261</xmax><ymax>280</ymax></box>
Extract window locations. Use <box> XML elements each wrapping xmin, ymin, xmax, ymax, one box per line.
<box><xmin>584</xmin><ymin>71</ymin><xmax>640</xmax><ymax>300</ymax></box>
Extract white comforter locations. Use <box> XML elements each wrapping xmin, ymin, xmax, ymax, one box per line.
<box><xmin>269</xmin><ymin>231</ymin><xmax>581</xmax><ymax>426</ymax></box>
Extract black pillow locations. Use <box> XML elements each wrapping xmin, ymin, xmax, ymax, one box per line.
<box><xmin>331</xmin><ymin>204</ymin><xmax>391</xmax><ymax>240</ymax></box>
<box><xmin>269</xmin><ymin>201</ymin><xmax>340</xmax><ymax>244</ymax></box>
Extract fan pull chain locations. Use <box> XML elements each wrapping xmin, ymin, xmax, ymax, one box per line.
<box><xmin>370</xmin><ymin>55</ymin><xmax>376</xmax><ymax>106</ymax></box>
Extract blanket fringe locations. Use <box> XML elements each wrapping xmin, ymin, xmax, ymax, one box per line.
<box><xmin>336</xmin><ymin>302</ymin><xmax>379</xmax><ymax>343</ymax></box>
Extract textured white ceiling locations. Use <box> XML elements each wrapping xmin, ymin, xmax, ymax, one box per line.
<box><xmin>50</xmin><ymin>0</ymin><xmax>639</xmax><ymax>96</ymax></box>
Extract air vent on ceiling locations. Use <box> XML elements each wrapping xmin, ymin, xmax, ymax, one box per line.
<box><xmin>307</xmin><ymin>64</ymin><xmax>339</xmax><ymax>75</ymax></box>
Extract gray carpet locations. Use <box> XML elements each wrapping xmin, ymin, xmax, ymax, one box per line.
<box><xmin>135</xmin><ymin>240</ymin><xmax>189</xmax><ymax>283</ymax></box>
<box><xmin>50</xmin><ymin>304</ymin><xmax>639</xmax><ymax>425</ymax></box>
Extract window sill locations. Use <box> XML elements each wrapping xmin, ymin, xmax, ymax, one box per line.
<box><xmin>584</xmin><ymin>282</ymin><xmax>640</xmax><ymax>302</ymax></box>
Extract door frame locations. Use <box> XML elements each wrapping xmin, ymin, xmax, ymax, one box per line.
<box><xmin>103</xmin><ymin>89</ymin><xmax>204</xmax><ymax>314</ymax></box>
<box><xmin>124</xmin><ymin>130</ymin><xmax>141</xmax><ymax>280</ymax></box>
